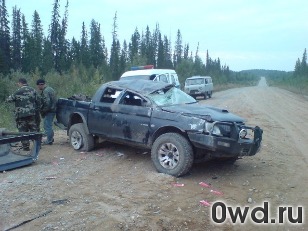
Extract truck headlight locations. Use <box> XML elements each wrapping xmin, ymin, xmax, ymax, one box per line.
<box><xmin>205</xmin><ymin>122</ymin><xmax>222</xmax><ymax>136</ymax></box>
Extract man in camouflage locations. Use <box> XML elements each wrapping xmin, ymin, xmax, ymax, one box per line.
<box><xmin>36</xmin><ymin>79</ymin><xmax>57</xmax><ymax>145</ymax></box>
<box><xmin>6</xmin><ymin>78</ymin><xmax>39</xmax><ymax>151</ymax></box>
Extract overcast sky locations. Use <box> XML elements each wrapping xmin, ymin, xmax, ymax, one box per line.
<box><xmin>6</xmin><ymin>0</ymin><xmax>308</xmax><ymax>71</ymax></box>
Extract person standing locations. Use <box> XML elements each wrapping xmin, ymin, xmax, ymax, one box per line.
<box><xmin>36</xmin><ymin>79</ymin><xmax>57</xmax><ymax>145</ymax></box>
<box><xmin>6</xmin><ymin>78</ymin><xmax>39</xmax><ymax>151</ymax></box>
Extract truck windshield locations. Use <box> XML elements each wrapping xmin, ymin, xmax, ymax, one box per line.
<box><xmin>148</xmin><ymin>87</ymin><xmax>196</xmax><ymax>106</ymax></box>
<box><xmin>185</xmin><ymin>78</ymin><xmax>204</xmax><ymax>85</ymax></box>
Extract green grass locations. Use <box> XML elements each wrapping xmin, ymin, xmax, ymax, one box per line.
<box><xmin>267</xmin><ymin>75</ymin><xmax>308</xmax><ymax>96</ymax></box>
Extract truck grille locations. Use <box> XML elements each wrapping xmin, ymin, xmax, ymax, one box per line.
<box><xmin>216</xmin><ymin>123</ymin><xmax>232</xmax><ymax>137</ymax></box>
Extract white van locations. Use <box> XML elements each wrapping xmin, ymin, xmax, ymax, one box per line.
<box><xmin>184</xmin><ymin>76</ymin><xmax>213</xmax><ymax>99</ymax></box>
<box><xmin>120</xmin><ymin>65</ymin><xmax>181</xmax><ymax>88</ymax></box>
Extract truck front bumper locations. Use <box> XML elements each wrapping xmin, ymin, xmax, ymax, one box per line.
<box><xmin>187</xmin><ymin>126</ymin><xmax>263</xmax><ymax>157</ymax></box>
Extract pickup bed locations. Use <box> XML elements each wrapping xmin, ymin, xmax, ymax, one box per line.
<box><xmin>56</xmin><ymin>80</ymin><xmax>263</xmax><ymax>177</ymax></box>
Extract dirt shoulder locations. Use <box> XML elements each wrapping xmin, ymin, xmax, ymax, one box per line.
<box><xmin>1</xmin><ymin>77</ymin><xmax>307</xmax><ymax>231</ymax></box>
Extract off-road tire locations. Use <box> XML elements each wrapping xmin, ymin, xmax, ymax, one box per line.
<box><xmin>69</xmin><ymin>123</ymin><xmax>94</xmax><ymax>151</ymax></box>
<box><xmin>151</xmin><ymin>133</ymin><xmax>193</xmax><ymax>177</ymax></box>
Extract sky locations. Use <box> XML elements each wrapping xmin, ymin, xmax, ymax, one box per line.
<box><xmin>5</xmin><ymin>0</ymin><xmax>308</xmax><ymax>72</ymax></box>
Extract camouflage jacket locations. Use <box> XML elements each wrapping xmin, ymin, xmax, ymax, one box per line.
<box><xmin>40</xmin><ymin>86</ymin><xmax>57</xmax><ymax>113</ymax></box>
<box><xmin>6</xmin><ymin>85</ymin><xmax>39</xmax><ymax>119</ymax></box>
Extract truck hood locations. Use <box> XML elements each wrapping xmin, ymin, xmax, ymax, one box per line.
<box><xmin>161</xmin><ymin>104</ymin><xmax>245</xmax><ymax>122</ymax></box>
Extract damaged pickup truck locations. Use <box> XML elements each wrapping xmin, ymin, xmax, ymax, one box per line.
<box><xmin>56</xmin><ymin>79</ymin><xmax>263</xmax><ymax>177</ymax></box>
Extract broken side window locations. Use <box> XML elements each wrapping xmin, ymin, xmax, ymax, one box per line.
<box><xmin>120</xmin><ymin>91</ymin><xmax>144</xmax><ymax>106</ymax></box>
<box><xmin>100</xmin><ymin>87</ymin><xmax>122</xmax><ymax>103</ymax></box>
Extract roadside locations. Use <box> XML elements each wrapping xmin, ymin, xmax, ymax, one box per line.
<box><xmin>0</xmin><ymin>77</ymin><xmax>307</xmax><ymax>230</ymax></box>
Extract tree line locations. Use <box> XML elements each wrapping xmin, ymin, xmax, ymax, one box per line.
<box><xmin>264</xmin><ymin>48</ymin><xmax>308</xmax><ymax>95</ymax></box>
<box><xmin>0</xmin><ymin>0</ymin><xmax>259</xmax><ymax>87</ymax></box>
<box><xmin>294</xmin><ymin>48</ymin><xmax>307</xmax><ymax>77</ymax></box>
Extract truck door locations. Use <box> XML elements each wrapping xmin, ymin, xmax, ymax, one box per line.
<box><xmin>112</xmin><ymin>91</ymin><xmax>152</xmax><ymax>145</ymax></box>
<box><xmin>87</xmin><ymin>87</ymin><xmax>122</xmax><ymax>137</ymax></box>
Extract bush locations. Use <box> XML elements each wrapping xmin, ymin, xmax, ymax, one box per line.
<box><xmin>0</xmin><ymin>67</ymin><xmax>105</xmax><ymax>128</ymax></box>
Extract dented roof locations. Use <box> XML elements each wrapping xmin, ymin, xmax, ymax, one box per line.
<box><xmin>105</xmin><ymin>79</ymin><xmax>174</xmax><ymax>95</ymax></box>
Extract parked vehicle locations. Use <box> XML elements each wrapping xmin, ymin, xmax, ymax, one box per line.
<box><xmin>120</xmin><ymin>65</ymin><xmax>181</xmax><ymax>88</ymax></box>
<box><xmin>184</xmin><ymin>76</ymin><xmax>213</xmax><ymax>99</ymax></box>
<box><xmin>55</xmin><ymin>80</ymin><xmax>263</xmax><ymax>177</ymax></box>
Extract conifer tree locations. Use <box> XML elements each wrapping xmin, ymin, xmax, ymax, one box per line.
<box><xmin>58</xmin><ymin>0</ymin><xmax>69</xmax><ymax>72</ymax></box>
<box><xmin>183</xmin><ymin>44</ymin><xmax>189</xmax><ymax>60</ymax></box>
<box><xmin>49</xmin><ymin>0</ymin><xmax>69</xmax><ymax>73</ymax></box>
<box><xmin>110</xmin><ymin>11</ymin><xmax>120</xmax><ymax>80</ymax></box>
<box><xmin>0</xmin><ymin>0</ymin><xmax>11</xmax><ymax>73</ymax></box>
<box><xmin>89</xmin><ymin>19</ymin><xmax>105</xmax><ymax>68</ymax></box>
<box><xmin>21</xmin><ymin>14</ymin><xmax>32</xmax><ymax>73</ymax></box>
<box><xmin>156</xmin><ymin>32</ymin><xmax>164</xmax><ymax>68</ymax></box>
<box><xmin>49</xmin><ymin>0</ymin><xmax>61</xmax><ymax>71</ymax></box>
<box><xmin>300</xmin><ymin>48</ymin><xmax>307</xmax><ymax>75</ymax></box>
<box><xmin>128</xmin><ymin>28</ymin><xmax>140</xmax><ymax>64</ymax></box>
<box><xmin>41</xmin><ymin>38</ymin><xmax>54</xmax><ymax>75</ymax></box>
<box><xmin>11</xmin><ymin>6</ymin><xmax>22</xmax><ymax>70</ymax></box>
<box><xmin>69</xmin><ymin>37</ymin><xmax>80</xmax><ymax>64</ymax></box>
<box><xmin>151</xmin><ymin>24</ymin><xmax>160</xmax><ymax>66</ymax></box>
<box><xmin>30</xmin><ymin>10</ymin><xmax>43</xmax><ymax>72</ymax></box>
<box><xmin>294</xmin><ymin>58</ymin><xmax>301</xmax><ymax>77</ymax></box>
<box><xmin>174</xmin><ymin>29</ymin><xmax>183</xmax><ymax>67</ymax></box>
<box><xmin>119</xmin><ymin>40</ymin><xmax>128</xmax><ymax>74</ymax></box>
<box><xmin>163</xmin><ymin>35</ymin><xmax>173</xmax><ymax>68</ymax></box>
<box><xmin>80</xmin><ymin>21</ymin><xmax>90</xmax><ymax>68</ymax></box>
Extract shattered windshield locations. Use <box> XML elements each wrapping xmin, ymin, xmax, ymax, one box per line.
<box><xmin>148</xmin><ymin>87</ymin><xmax>196</xmax><ymax>106</ymax></box>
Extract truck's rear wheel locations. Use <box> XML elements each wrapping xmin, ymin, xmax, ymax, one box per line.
<box><xmin>151</xmin><ymin>133</ymin><xmax>193</xmax><ymax>177</ymax></box>
<box><xmin>69</xmin><ymin>123</ymin><xmax>94</xmax><ymax>151</ymax></box>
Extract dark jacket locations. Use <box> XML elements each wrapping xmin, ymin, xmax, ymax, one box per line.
<box><xmin>6</xmin><ymin>85</ymin><xmax>39</xmax><ymax>119</ymax></box>
<box><xmin>40</xmin><ymin>86</ymin><xmax>57</xmax><ymax>114</ymax></box>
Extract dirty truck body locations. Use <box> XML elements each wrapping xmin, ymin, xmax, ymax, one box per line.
<box><xmin>56</xmin><ymin>80</ymin><xmax>263</xmax><ymax>176</ymax></box>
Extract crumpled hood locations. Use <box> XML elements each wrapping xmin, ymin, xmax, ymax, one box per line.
<box><xmin>161</xmin><ymin>104</ymin><xmax>245</xmax><ymax>122</ymax></box>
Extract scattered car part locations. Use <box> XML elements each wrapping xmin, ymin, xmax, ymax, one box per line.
<box><xmin>0</xmin><ymin>128</ymin><xmax>42</xmax><ymax>171</ymax></box>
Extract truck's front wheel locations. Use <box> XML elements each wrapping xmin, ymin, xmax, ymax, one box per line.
<box><xmin>69</xmin><ymin>123</ymin><xmax>94</xmax><ymax>151</ymax></box>
<box><xmin>151</xmin><ymin>133</ymin><xmax>194</xmax><ymax>177</ymax></box>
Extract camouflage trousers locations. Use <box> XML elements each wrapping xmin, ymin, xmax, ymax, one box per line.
<box><xmin>16</xmin><ymin>115</ymin><xmax>38</xmax><ymax>149</ymax></box>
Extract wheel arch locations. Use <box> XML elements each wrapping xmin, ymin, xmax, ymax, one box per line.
<box><xmin>68</xmin><ymin>112</ymin><xmax>89</xmax><ymax>135</ymax></box>
<box><xmin>150</xmin><ymin>126</ymin><xmax>189</xmax><ymax>146</ymax></box>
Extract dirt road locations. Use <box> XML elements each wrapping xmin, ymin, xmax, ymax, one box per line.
<box><xmin>1</xmin><ymin>77</ymin><xmax>307</xmax><ymax>231</ymax></box>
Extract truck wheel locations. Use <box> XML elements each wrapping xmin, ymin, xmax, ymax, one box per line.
<box><xmin>69</xmin><ymin>123</ymin><xmax>94</xmax><ymax>151</ymax></box>
<box><xmin>151</xmin><ymin>133</ymin><xmax>193</xmax><ymax>177</ymax></box>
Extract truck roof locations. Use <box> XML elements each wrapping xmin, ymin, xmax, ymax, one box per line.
<box><xmin>186</xmin><ymin>76</ymin><xmax>212</xmax><ymax>80</ymax></box>
<box><xmin>104</xmin><ymin>79</ymin><xmax>173</xmax><ymax>95</ymax></box>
